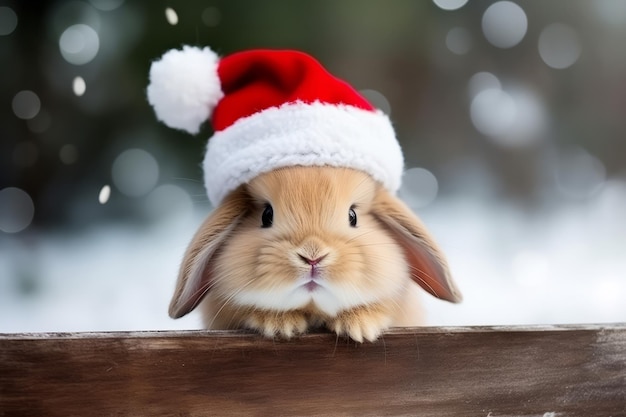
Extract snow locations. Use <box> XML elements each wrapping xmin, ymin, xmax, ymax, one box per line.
<box><xmin>1</xmin><ymin>182</ymin><xmax>625</xmax><ymax>333</ymax></box>
<box><xmin>1</xmin><ymin>221</ymin><xmax>200</xmax><ymax>333</ymax></box>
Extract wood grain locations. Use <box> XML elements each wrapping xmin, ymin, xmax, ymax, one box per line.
<box><xmin>1</xmin><ymin>325</ymin><xmax>625</xmax><ymax>416</ymax></box>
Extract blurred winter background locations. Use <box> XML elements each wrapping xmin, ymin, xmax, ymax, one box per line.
<box><xmin>1</xmin><ymin>0</ymin><xmax>625</xmax><ymax>333</ymax></box>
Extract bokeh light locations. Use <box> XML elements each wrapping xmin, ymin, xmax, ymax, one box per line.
<box><xmin>12</xmin><ymin>90</ymin><xmax>41</xmax><ymax>120</ymax></box>
<box><xmin>144</xmin><ymin>184</ymin><xmax>194</xmax><ymax>226</ymax></box>
<box><xmin>0</xmin><ymin>6</ymin><xmax>18</xmax><ymax>36</ymax></box>
<box><xmin>59</xmin><ymin>144</ymin><xmax>79</xmax><ymax>165</ymax></box>
<box><xmin>470</xmin><ymin>88</ymin><xmax>516</xmax><ymax>137</ymax></box>
<box><xmin>446</xmin><ymin>27</ymin><xmax>472</xmax><ymax>55</ymax></box>
<box><xmin>502</xmin><ymin>86</ymin><xmax>545</xmax><ymax>146</ymax></box>
<box><xmin>470</xmin><ymin>80</ymin><xmax>545</xmax><ymax>147</ymax></box>
<box><xmin>433</xmin><ymin>0</ymin><xmax>468</xmax><ymax>11</ymax></box>
<box><xmin>554</xmin><ymin>146</ymin><xmax>606</xmax><ymax>199</ymax></box>
<box><xmin>59</xmin><ymin>24</ymin><xmax>100</xmax><ymax>65</ymax></box>
<box><xmin>165</xmin><ymin>8</ymin><xmax>178</xmax><ymax>25</ymax></box>
<box><xmin>98</xmin><ymin>185</ymin><xmax>111</xmax><ymax>204</ymax></box>
<box><xmin>201</xmin><ymin>7</ymin><xmax>221</xmax><ymax>27</ymax></box>
<box><xmin>468</xmin><ymin>72</ymin><xmax>501</xmax><ymax>99</ymax></box>
<box><xmin>111</xmin><ymin>149</ymin><xmax>159</xmax><ymax>197</ymax></box>
<box><xmin>538</xmin><ymin>23</ymin><xmax>581</xmax><ymax>69</ymax></box>
<box><xmin>482</xmin><ymin>1</ymin><xmax>527</xmax><ymax>49</ymax></box>
<box><xmin>0</xmin><ymin>188</ymin><xmax>35</xmax><ymax>233</ymax></box>
<box><xmin>73</xmin><ymin>76</ymin><xmax>86</xmax><ymax>96</ymax></box>
<box><xmin>399</xmin><ymin>167</ymin><xmax>439</xmax><ymax>208</ymax></box>
<box><xmin>360</xmin><ymin>89</ymin><xmax>391</xmax><ymax>115</ymax></box>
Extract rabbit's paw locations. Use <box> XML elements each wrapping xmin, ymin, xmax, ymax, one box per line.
<box><xmin>245</xmin><ymin>310</ymin><xmax>309</xmax><ymax>339</ymax></box>
<box><xmin>328</xmin><ymin>304</ymin><xmax>393</xmax><ymax>343</ymax></box>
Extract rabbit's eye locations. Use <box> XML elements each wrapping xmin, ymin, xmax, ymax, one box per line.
<box><xmin>349</xmin><ymin>206</ymin><xmax>357</xmax><ymax>227</ymax></box>
<box><xmin>261</xmin><ymin>204</ymin><xmax>273</xmax><ymax>228</ymax></box>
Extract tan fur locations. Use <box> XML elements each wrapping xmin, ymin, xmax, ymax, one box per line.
<box><xmin>170</xmin><ymin>166</ymin><xmax>461</xmax><ymax>342</ymax></box>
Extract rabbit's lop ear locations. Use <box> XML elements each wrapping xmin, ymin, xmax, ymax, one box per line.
<box><xmin>169</xmin><ymin>187</ymin><xmax>249</xmax><ymax>318</ymax></box>
<box><xmin>373</xmin><ymin>188</ymin><xmax>462</xmax><ymax>303</ymax></box>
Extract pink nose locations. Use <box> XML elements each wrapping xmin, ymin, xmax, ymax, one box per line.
<box><xmin>299</xmin><ymin>254</ymin><xmax>327</xmax><ymax>266</ymax></box>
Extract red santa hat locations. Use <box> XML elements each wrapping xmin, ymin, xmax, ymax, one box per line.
<box><xmin>147</xmin><ymin>45</ymin><xmax>404</xmax><ymax>205</ymax></box>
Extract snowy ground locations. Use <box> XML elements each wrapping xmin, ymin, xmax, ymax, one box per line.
<box><xmin>1</xmin><ymin>182</ymin><xmax>625</xmax><ymax>333</ymax></box>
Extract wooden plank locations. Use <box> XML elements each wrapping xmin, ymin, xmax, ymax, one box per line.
<box><xmin>1</xmin><ymin>325</ymin><xmax>625</xmax><ymax>416</ymax></box>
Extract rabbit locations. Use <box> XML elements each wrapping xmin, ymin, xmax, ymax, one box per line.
<box><xmin>169</xmin><ymin>166</ymin><xmax>461</xmax><ymax>342</ymax></box>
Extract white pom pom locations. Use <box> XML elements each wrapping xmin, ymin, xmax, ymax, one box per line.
<box><xmin>147</xmin><ymin>46</ymin><xmax>222</xmax><ymax>134</ymax></box>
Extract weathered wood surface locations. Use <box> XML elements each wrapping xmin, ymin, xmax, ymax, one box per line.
<box><xmin>1</xmin><ymin>324</ymin><xmax>625</xmax><ymax>417</ymax></box>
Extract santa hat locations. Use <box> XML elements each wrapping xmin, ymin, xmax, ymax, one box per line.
<box><xmin>147</xmin><ymin>45</ymin><xmax>404</xmax><ymax>206</ymax></box>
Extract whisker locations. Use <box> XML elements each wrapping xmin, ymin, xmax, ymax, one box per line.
<box><xmin>170</xmin><ymin>177</ymin><xmax>204</xmax><ymax>184</ymax></box>
<box><xmin>206</xmin><ymin>277</ymin><xmax>257</xmax><ymax>329</ymax></box>
<box><xmin>182</xmin><ymin>279</ymin><xmax>216</xmax><ymax>314</ymax></box>
<box><xmin>406</xmin><ymin>267</ymin><xmax>439</xmax><ymax>297</ymax></box>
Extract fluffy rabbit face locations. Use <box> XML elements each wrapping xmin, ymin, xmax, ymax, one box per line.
<box><xmin>170</xmin><ymin>165</ymin><xmax>460</xmax><ymax>341</ymax></box>
<box><xmin>212</xmin><ymin>167</ymin><xmax>410</xmax><ymax>317</ymax></box>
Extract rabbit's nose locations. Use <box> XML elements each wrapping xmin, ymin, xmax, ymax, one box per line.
<box><xmin>298</xmin><ymin>254</ymin><xmax>328</xmax><ymax>266</ymax></box>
